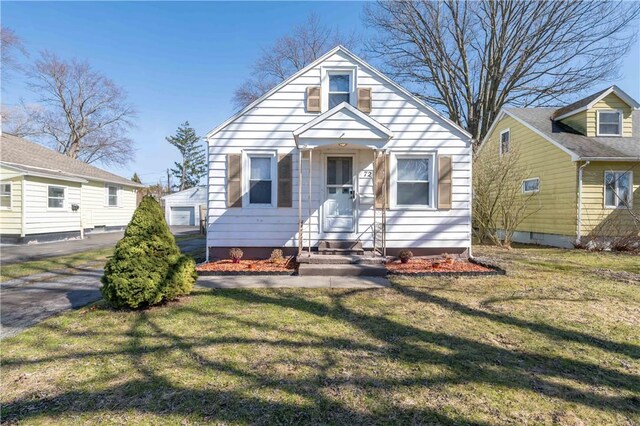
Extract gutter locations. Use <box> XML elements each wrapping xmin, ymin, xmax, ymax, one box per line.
<box><xmin>576</xmin><ymin>161</ymin><xmax>590</xmax><ymax>242</ymax></box>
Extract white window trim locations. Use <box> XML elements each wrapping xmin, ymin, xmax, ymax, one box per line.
<box><xmin>0</xmin><ymin>181</ymin><xmax>12</xmax><ymax>210</ymax></box>
<box><xmin>389</xmin><ymin>152</ymin><xmax>437</xmax><ymax>210</ymax></box>
<box><xmin>105</xmin><ymin>184</ymin><xmax>121</xmax><ymax>208</ymax></box>
<box><xmin>603</xmin><ymin>170</ymin><xmax>633</xmax><ymax>209</ymax></box>
<box><xmin>522</xmin><ymin>177</ymin><xmax>540</xmax><ymax>194</ymax></box>
<box><xmin>242</xmin><ymin>150</ymin><xmax>278</xmax><ymax>208</ymax></box>
<box><xmin>320</xmin><ymin>66</ymin><xmax>357</xmax><ymax>112</ymax></box>
<box><xmin>499</xmin><ymin>128</ymin><xmax>511</xmax><ymax>156</ymax></box>
<box><xmin>47</xmin><ymin>185</ymin><xmax>66</xmax><ymax>210</ymax></box>
<box><xmin>596</xmin><ymin>109</ymin><xmax>623</xmax><ymax>137</ymax></box>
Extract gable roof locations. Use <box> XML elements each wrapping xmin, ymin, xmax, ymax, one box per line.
<box><xmin>501</xmin><ymin>108</ymin><xmax>640</xmax><ymax>160</ymax></box>
<box><xmin>552</xmin><ymin>85</ymin><xmax>640</xmax><ymax>120</ymax></box>
<box><xmin>207</xmin><ymin>45</ymin><xmax>471</xmax><ymax>141</ymax></box>
<box><xmin>293</xmin><ymin>102</ymin><xmax>393</xmax><ymax>145</ymax></box>
<box><xmin>0</xmin><ymin>133</ymin><xmax>144</xmax><ymax>187</ymax></box>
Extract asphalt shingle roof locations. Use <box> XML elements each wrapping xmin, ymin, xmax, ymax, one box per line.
<box><xmin>550</xmin><ymin>87</ymin><xmax>610</xmax><ymax>119</ymax></box>
<box><xmin>505</xmin><ymin>108</ymin><xmax>640</xmax><ymax>160</ymax></box>
<box><xmin>0</xmin><ymin>133</ymin><xmax>144</xmax><ymax>187</ymax></box>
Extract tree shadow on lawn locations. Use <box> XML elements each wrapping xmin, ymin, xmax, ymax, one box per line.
<box><xmin>2</xmin><ymin>286</ymin><xmax>639</xmax><ymax>424</ymax></box>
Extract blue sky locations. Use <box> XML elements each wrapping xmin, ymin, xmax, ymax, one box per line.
<box><xmin>2</xmin><ymin>1</ymin><xmax>639</xmax><ymax>185</ymax></box>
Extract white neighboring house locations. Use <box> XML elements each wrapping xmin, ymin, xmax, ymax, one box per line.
<box><xmin>162</xmin><ymin>186</ymin><xmax>207</xmax><ymax>226</ymax></box>
<box><xmin>205</xmin><ymin>46</ymin><xmax>472</xmax><ymax>259</ymax></box>
<box><xmin>0</xmin><ymin>133</ymin><xmax>144</xmax><ymax>243</ymax></box>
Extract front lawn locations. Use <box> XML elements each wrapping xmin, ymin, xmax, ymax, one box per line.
<box><xmin>1</xmin><ymin>246</ymin><xmax>639</xmax><ymax>424</ymax></box>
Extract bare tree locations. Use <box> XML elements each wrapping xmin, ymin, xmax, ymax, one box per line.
<box><xmin>365</xmin><ymin>0</ymin><xmax>640</xmax><ymax>144</ymax></box>
<box><xmin>18</xmin><ymin>51</ymin><xmax>136</xmax><ymax>165</ymax></box>
<box><xmin>473</xmin><ymin>146</ymin><xmax>540</xmax><ymax>248</ymax></box>
<box><xmin>1</xmin><ymin>26</ymin><xmax>28</xmax><ymax>81</ymax></box>
<box><xmin>232</xmin><ymin>13</ymin><xmax>359</xmax><ymax>109</ymax></box>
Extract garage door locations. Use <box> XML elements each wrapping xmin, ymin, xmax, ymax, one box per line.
<box><xmin>170</xmin><ymin>207</ymin><xmax>195</xmax><ymax>226</ymax></box>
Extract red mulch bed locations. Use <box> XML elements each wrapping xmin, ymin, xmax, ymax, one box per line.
<box><xmin>196</xmin><ymin>258</ymin><xmax>296</xmax><ymax>273</ymax></box>
<box><xmin>386</xmin><ymin>258</ymin><xmax>493</xmax><ymax>273</ymax></box>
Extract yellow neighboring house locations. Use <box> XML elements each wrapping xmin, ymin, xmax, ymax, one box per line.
<box><xmin>480</xmin><ymin>86</ymin><xmax>640</xmax><ymax>248</ymax></box>
<box><xmin>0</xmin><ymin>133</ymin><xmax>144</xmax><ymax>244</ymax></box>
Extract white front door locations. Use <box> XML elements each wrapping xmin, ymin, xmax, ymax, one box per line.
<box><xmin>323</xmin><ymin>156</ymin><xmax>355</xmax><ymax>233</ymax></box>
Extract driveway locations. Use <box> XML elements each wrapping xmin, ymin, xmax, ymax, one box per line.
<box><xmin>1</xmin><ymin>233</ymin><xmax>205</xmax><ymax>339</ymax></box>
<box><xmin>0</xmin><ymin>226</ymin><xmax>201</xmax><ymax>265</ymax></box>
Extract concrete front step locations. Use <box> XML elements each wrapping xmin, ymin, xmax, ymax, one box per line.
<box><xmin>298</xmin><ymin>263</ymin><xmax>387</xmax><ymax>277</ymax></box>
<box><xmin>297</xmin><ymin>253</ymin><xmax>388</xmax><ymax>265</ymax></box>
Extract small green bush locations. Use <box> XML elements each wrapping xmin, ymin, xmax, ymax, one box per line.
<box><xmin>101</xmin><ymin>195</ymin><xmax>196</xmax><ymax>309</ymax></box>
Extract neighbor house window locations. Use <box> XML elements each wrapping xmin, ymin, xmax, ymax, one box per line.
<box><xmin>522</xmin><ymin>178</ymin><xmax>540</xmax><ymax>193</ymax></box>
<box><xmin>396</xmin><ymin>157</ymin><xmax>432</xmax><ymax>206</ymax></box>
<box><xmin>597</xmin><ymin>111</ymin><xmax>622</xmax><ymax>136</ymax></box>
<box><xmin>48</xmin><ymin>186</ymin><xmax>65</xmax><ymax>209</ymax></box>
<box><xmin>604</xmin><ymin>171</ymin><xmax>632</xmax><ymax>208</ymax></box>
<box><xmin>500</xmin><ymin>129</ymin><xmax>510</xmax><ymax>155</ymax></box>
<box><xmin>0</xmin><ymin>182</ymin><xmax>11</xmax><ymax>209</ymax></box>
<box><xmin>106</xmin><ymin>185</ymin><xmax>119</xmax><ymax>206</ymax></box>
<box><xmin>328</xmin><ymin>74</ymin><xmax>350</xmax><ymax>109</ymax></box>
<box><xmin>248</xmin><ymin>155</ymin><xmax>273</xmax><ymax>205</ymax></box>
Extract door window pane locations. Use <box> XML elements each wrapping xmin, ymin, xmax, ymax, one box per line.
<box><xmin>327</xmin><ymin>157</ymin><xmax>352</xmax><ymax>185</ymax></box>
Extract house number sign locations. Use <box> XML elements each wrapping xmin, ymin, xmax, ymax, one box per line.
<box><xmin>361</xmin><ymin>170</ymin><xmax>373</xmax><ymax>178</ymax></box>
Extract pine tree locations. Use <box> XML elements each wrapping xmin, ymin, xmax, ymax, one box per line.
<box><xmin>131</xmin><ymin>172</ymin><xmax>142</xmax><ymax>183</ymax></box>
<box><xmin>101</xmin><ymin>195</ymin><xmax>196</xmax><ymax>309</ymax></box>
<box><xmin>166</xmin><ymin>122</ymin><xmax>207</xmax><ymax>191</ymax></box>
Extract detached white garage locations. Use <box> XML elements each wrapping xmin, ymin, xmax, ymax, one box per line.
<box><xmin>162</xmin><ymin>186</ymin><xmax>207</xmax><ymax>227</ymax></box>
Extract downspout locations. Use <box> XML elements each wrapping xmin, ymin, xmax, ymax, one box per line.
<box><xmin>468</xmin><ymin>139</ymin><xmax>475</xmax><ymax>258</ymax></box>
<box><xmin>576</xmin><ymin>161</ymin><xmax>590</xmax><ymax>242</ymax></box>
<box><xmin>205</xmin><ymin>141</ymin><xmax>211</xmax><ymax>264</ymax></box>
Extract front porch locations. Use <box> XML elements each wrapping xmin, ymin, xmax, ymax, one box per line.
<box><xmin>293</xmin><ymin>102</ymin><xmax>393</xmax><ymax>258</ymax></box>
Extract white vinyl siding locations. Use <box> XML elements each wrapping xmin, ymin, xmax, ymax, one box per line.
<box><xmin>207</xmin><ymin>49</ymin><xmax>471</xmax><ymax>249</ymax></box>
<box><xmin>23</xmin><ymin>178</ymin><xmax>81</xmax><ymax>234</ymax></box>
<box><xmin>81</xmin><ymin>181</ymin><xmax>137</xmax><ymax>230</ymax></box>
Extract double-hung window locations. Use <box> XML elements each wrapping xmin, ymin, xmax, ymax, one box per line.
<box><xmin>48</xmin><ymin>186</ymin><xmax>65</xmax><ymax>209</ymax></box>
<box><xmin>0</xmin><ymin>182</ymin><xmax>11</xmax><ymax>209</ymax></box>
<box><xmin>500</xmin><ymin>129</ymin><xmax>510</xmax><ymax>155</ymax></box>
<box><xmin>604</xmin><ymin>171</ymin><xmax>632</xmax><ymax>208</ymax></box>
<box><xmin>597</xmin><ymin>111</ymin><xmax>622</xmax><ymax>136</ymax></box>
<box><xmin>107</xmin><ymin>185</ymin><xmax>119</xmax><ymax>207</ymax></box>
<box><xmin>328</xmin><ymin>74</ymin><xmax>350</xmax><ymax>109</ymax></box>
<box><xmin>248</xmin><ymin>155</ymin><xmax>273</xmax><ymax>205</ymax></box>
<box><xmin>395</xmin><ymin>156</ymin><xmax>432</xmax><ymax>207</ymax></box>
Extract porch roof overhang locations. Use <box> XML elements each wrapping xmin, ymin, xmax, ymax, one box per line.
<box><xmin>292</xmin><ymin>102</ymin><xmax>393</xmax><ymax>149</ymax></box>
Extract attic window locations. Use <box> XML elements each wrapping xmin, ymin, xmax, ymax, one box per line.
<box><xmin>328</xmin><ymin>74</ymin><xmax>350</xmax><ymax>109</ymax></box>
<box><xmin>500</xmin><ymin>129</ymin><xmax>510</xmax><ymax>155</ymax></box>
<box><xmin>597</xmin><ymin>111</ymin><xmax>622</xmax><ymax>136</ymax></box>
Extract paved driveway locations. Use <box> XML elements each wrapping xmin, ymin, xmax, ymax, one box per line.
<box><xmin>1</xmin><ymin>233</ymin><xmax>204</xmax><ymax>339</ymax></box>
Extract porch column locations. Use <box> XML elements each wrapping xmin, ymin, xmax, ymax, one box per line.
<box><xmin>298</xmin><ymin>148</ymin><xmax>303</xmax><ymax>255</ymax></box>
<box><xmin>308</xmin><ymin>148</ymin><xmax>312</xmax><ymax>257</ymax></box>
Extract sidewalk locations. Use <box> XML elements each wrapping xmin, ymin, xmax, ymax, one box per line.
<box><xmin>197</xmin><ymin>275</ymin><xmax>390</xmax><ymax>289</ymax></box>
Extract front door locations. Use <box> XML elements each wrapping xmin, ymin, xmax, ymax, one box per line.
<box><xmin>323</xmin><ymin>156</ymin><xmax>355</xmax><ymax>233</ymax></box>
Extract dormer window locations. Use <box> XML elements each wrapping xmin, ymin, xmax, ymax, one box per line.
<box><xmin>328</xmin><ymin>74</ymin><xmax>350</xmax><ymax>108</ymax></box>
<box><xmin>597</xmin><ymin>110</ymin><xmax>622</xmax><ymax>136</ymax></box>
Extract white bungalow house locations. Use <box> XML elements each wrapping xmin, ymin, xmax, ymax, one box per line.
<box><xmin>205</xmin><ymin>46</ymin><xmax>472</xmax><ymax>265</ymax></box>
<box><xmin>0</xmin><ymin>133</ymin><xmax>144</xmax><ymax>243</ymax></box>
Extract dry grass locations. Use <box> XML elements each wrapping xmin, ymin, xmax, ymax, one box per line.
<box><xmin>1</xmin><ymin>245</ymin><xmax>639</xmax><ymax>424</ymax></box>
